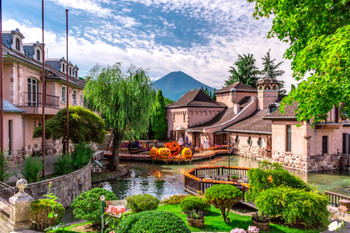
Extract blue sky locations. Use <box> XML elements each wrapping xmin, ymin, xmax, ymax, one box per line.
<box><xmin>3</xmin><ymin>0</ymin><xmax>293</xmax><ymax>89</ymax></box>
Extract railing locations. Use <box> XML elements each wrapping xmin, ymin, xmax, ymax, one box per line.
<box><xmin>325</xmin><ymin>191</ymin><xmax>350</xmax><ymax>207</ymax></box>
<box><xmin>184</xmin><ymin>166</ymin><xmax>250</xmax><ymax>199</ymax></box>
<box><xmin>0</xmin><ymin>182</ymin><xmax>15</xmax><ymax>206</ymax></box>
<box><xmin>19</xmin><ymin>92</ymin><xmax>59</xmax><ymax>108</ymax></box>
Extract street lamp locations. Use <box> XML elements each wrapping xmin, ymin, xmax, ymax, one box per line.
<box><xmin>100</xmin><ymin>195</ymin><xmax>105</xmax><ymax>233</ymax></box>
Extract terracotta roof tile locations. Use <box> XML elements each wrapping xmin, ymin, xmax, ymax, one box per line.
<box><xmin>214</xmin><ymin>82</ymin><xmax>257</xmax><ymax>94</ymax></box>
<box><xmin>264</xmin><ymin>102</ymin><xmax>298</xmax><ymax>120</ymax></box>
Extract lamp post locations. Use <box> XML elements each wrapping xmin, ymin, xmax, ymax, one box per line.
<box><xmin>100</xmin><ymin>195</ymin><xmax>105</xmax><ymax>233</ymax></box>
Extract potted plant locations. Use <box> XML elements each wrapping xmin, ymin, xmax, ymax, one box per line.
<box><xmin>251</xmin><ymin>212</ymin><xmax>269</xmax><ymax>231</ymax></box>
<box><xmin>186</xmin><ymin>210</ymin><xmax>205</xmax><ymax>228</ymax></box>
<box><xmin>229</xmin><ymin>174</ymin><xmax>239</xmax><ymax>182</ymax></box>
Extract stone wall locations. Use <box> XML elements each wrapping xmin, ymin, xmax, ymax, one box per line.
<box><xmin>25</xmin><ymin>162</ymin><xmax>91</xmax><ymax>207</ymax></box>
<box><xmin>235</xmin><ymin>144</ymin><xmax>267</xmax><ymax>161</ymax></box>
<box><xmin>272</xmin><ymin>151</ymin><xmax>307</xmax><ymax>171</ymax></box>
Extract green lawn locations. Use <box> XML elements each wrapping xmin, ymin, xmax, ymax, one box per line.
<box><xmin>51</xmin><ymin>204</ymin><xmax>323</xmax><ymax>233</ymax></box>
<box><xmin>157</xmin><ymin>204</ymin><xmax>322</xmax><ymax>233</ymax></box>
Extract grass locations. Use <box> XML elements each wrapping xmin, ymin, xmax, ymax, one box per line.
<box><xmin>48</xmin><ymin>222</ymin><xmax>96</xmax><ymax>233</ymax></box>
<box><xmin>50</xmin><ymin>204</ymin><xmax>323</xmax><ymax>233</ymax></box>
<box><xmin>157</xmin><ymin>204</ymin><xmax>322</xmax><ymax>233</ymax></box>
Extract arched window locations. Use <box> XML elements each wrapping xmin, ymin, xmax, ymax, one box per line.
<box><xmin>269</xmin><ymin>105</ymin><xmax>278</xmax><ymax>113</ymax></box>
<box><xmin>273</xmin><ymin>85</ymin><xmax>278</xmax><ymax>90</ymax></box>
<box><xmin>265</xmin><ymin>85</ymin><xmax>271</xmax><ymax>90</ymax></box>
<box><xmin>62</xmin><ymin>64</ymin><xmax>65</xmax><ymax>73</ymax></box>
<box><xmin>15</xmin><ymin>38</ymin><xmax>20</xmax><ymax>51</ymax></box>
<box><xmin>257</xmin><ymin>137</ymin><xmax>262</xmax><ymax>147</ymax></box>
<box><xmin>235</xmin><ymin>135</ymin><xmax>240</xmax><ymax>145</ymax></box>
<box><xmin>247</xmin><ymin>136</ymin><xmax>252</xmax><ymax>146</ymax></box>
<box><xmin>36</xmin><ymin>50</ymin><xmax>40</xmax><ymax>61</ymax></box>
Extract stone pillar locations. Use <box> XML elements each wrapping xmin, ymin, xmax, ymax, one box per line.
<box><xmin>9</xmin><ymin>179</ymin><xmax>33</xmax><ymax>231</ymax></box>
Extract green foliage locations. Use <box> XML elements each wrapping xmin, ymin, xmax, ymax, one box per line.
<box><xmin>33</xmin><ymin>106</ymin><xmax>105</xmax><ymax>153</ymax></box>
<box><xmin>161</xmin><ymin>194</ymin><xmax>190</xmax><ymax>205</ymax></box>
<box><xmin>54</xmin><ymin>154</ymin><xmax>73</xmax><ymax>176</ymax></box>
<box><xmin>180</xmin><ymin>196</ymin><xmax>210</xmax><ymax>213</ymax></box>
<box><xmin>0</xmin><ymin>152</ymin><xmax>10</xmax><ymax>182</ymax></box>
<box><xmin>71</xmin><ymin>188</ymin><xmax>116</xmax><ymax>225</ymax></box>
<box><xmin>70</xmin><ymin>143</ymin><xmax>94</xmax><ymax>169</ymax></box>
<box><xmin>30</xmin><ymin>199</ymin><xmax>65</xmax><ymax>231</ymax></box>
<box><xmin>126</xmin><ymin>194</ymin><xmax>160</xmax><ymax>213</ymax></box>
<box><xmin>255</xmin><ymin>186</ymin><xmax>329</xmax><ymax>227</ymax></box>
<box><xmin>201</xmin><ymin>86</ymin><xmax>216</xmax><ymax>101</ymax></box>
<box><xmin>245</xmin><ymin>162</ymin><xmax>310</xmax><ymax>202</ymax></box>
<box><xmin>225</xmin><ymin>53</ymin><xmax>260</xmax><ymax>88</ymax></box>
<box><xmin>164</xmin><ymin>97</ymin><xmax>175</xmax><ymax>106</ymax></box>
<box><xmin>247</xmin><ymin>0</ymin><xmax>350</xmax><ymax>122</ymax></box>
<box><xmin>21</xmin><ymin>156</ymin><xmax>42</xmax><ymax>183</ymax></box>
<box><xmin>118</xmin><ymin>210</ymin><xmax>191</xmax><ymax>233</ymax></box>
<box><xmin>151</xmin><ymin>89</ymin><xmax>167</xmax><ymax>140</ymax></box>
<box><xmin>204</xmin><ymin>184</ymin><xmax>242</xmax><ymax>221</ymax></box>
<box><xmin>84</xmin><ymin>64</ymin><xmax>154</xmax><ymax>168</ymax></box>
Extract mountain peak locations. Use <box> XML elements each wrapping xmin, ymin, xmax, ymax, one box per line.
<box><xmin>153</xmin><ymin>71</ymin><xmax>215</xmax><ymax>101</ymax></box>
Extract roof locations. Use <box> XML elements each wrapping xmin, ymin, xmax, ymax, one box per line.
<box><xmin>263</xmin><ymin>102</ymin><xmax>298</xmax><ymax>120</ymax></box>
<box><xmin>2</xmin><ymin>45</ymin><xmax>85</xmax><ymax>89</ymax></box>
<box><xmin>214</xmin><ymin>82</ymin><xmax>257</xmax><ymax>94</ymax></box>
<box><xmin>188</xmin><ymin>107</ymin><xmax>235</xmax><ymax>131</ymax></box>
<box><xmin>3</xmin><ymin>100</ymin><xmax>25</xmax><ymax>113</ymax></box>
<box><xmin>224</xmin><ymin>108</ymin><xmax>272</xmax><ymax>134</ymax></box>
<box><xmin>166</xmin><ymin>89</ymin><xmax>226</xmax><ymax>109</ymax></box>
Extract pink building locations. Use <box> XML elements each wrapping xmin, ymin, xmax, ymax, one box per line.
<box><xmin>166</xmin><ymin>78</ymin><xmax>350</xmax><ymax>172</ymax></box>
<box><xmin>0</xmin><ymin>29</ymin><xmax>85</xmax><ymax>160</ymax></box>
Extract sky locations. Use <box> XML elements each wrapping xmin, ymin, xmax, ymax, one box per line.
<box><xmin>3</xmin><ymin>0</ymin><xmax>295</xmax><ymax>90</ymax></box>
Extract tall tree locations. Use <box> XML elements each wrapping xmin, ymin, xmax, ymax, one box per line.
<box><xmin>151</xmin><ymin>90</ymin><xmax>167</xmax><ymax>140</ymax></box>
<box><xmin>84</xmin><ymin>64</ymin><xmax>154</xmax><ymax>170</ymax></box>
<box><xmin>225</xmin><ymin>53</ymin><xmax>260</xmax><ymax>88</ymax></box>
<box><xmin>261</xmin><ymin>49</ymin><xmax>286</xmax><ymax>95</ymax></box>
<box><xmin>33</xmin><ymin>106</ymin><xmax>106</xmax><ymax>154</ymax></box>
<box><xmin>248</xmin><ymin>0</ymin><xmax>350</xmax><ymax>123</ymax></box>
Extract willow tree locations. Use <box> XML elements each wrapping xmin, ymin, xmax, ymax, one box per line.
<box><xmin>84</xmin><ymin>64</ymin><xmax>154</xmax><ymax>170</ymax></box>
<box><xmin>248</xmin><ymin>0</ymin><xmax>350</xmax><ymax>123</ymax></box>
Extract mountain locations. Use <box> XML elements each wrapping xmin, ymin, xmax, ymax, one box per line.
<box><xmin>153</xmin><ymin>71</ymin><xmax>215</xmax><ymax>101</ymax></box>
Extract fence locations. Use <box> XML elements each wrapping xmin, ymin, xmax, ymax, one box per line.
<box><xmin>0</xmin><ymin>181</ymin><xmax>15</xmax><ymax>206</ymax></box>
<box><xmin>325</xmin><ymin>191</ymin><xmax>350</xmax><ymax>207</ymax></box>
<box><xmin>184</xmin><ymin>166</ymin><xmax>250</xmax><ymax>200</ymax></box>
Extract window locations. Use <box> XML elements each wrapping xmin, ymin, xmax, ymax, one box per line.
<box><xmin>62</xmin><ymin>63</ymin><xmax>65</xmax><ymax>73</ymax></box>
<box><xmin>61</xmin><ymin>86</ymin><xmax>66</xmax><ymax>104</ymax></box>
<box><xmin>75</xmin><ymin>70</ymin><xmax>78</xmax><ymax>78</ymax></box>
<box><xmin>15</xmin><ymin>38</ymin><xmax>20</xmax><ymax>51</ymax></box>
<box><xmin>247</xmin><ymin>136</ymin><xmax>252</xmax><ymax>146</ymax></box>
<box><xmin>80</xmin><ymin>94</ymin><xmax>83</xmax><ymax>106</ymax></box>
<box><xmin>69</xmin><ymin>67</ymin><xmax>72</xmax><ymax>76</ymax></box>
<box><xmin>72</xmin><ymin>90</ymin><xmax>77</xmax><ymax>105</ymax></box>
<box><xmin>322</xmin><ymin>136</ymin><xmax>328</xmax><ymax>154</ymax></box>
<box><xmin>257</xmin><ymin>137</ymin><xmax>262</xmax><ymax>147</ymax></box>
<box><xmin>235</xmin><ymin>135</ymin><xmax>240</xmax><ymax>144</ymax></box>
<box><xmin>8</xmin><ymin>120</ymin><xmax>12</xmax><ymax>155</ymax></box>
<box><xmin>27</xmin><ymin>78</ymin><xmax>39</xmax><ymax>106</ymax></box>
<box><xmin>286</xmin><ymin>125</ymin><xmax>292</xmax><ymax>152</ymax></box>
<box><xmin>269</xmin><ymin>105</ymin><xmax>278</xmax><ymax>113</ymax></box>
<box><xmin>183</xmin><ymin>113</ymin><xmax>186</xmax><ymax>122</ymax></box>
<box><xmin>36</xmin><ymin>50</ymin><xmax>40</xmax><ymax>61</ymax></box>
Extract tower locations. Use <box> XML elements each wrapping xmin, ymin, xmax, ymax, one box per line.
<box><xmin>257</xmin><ymin>78</ymin><xmax>280</xmax><ymax>109</ymax></box>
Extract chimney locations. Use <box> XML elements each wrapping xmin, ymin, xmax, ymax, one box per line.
<box><xmin>257</xmin><ymin>78</ymin><xmax>280</xmax><ymax>109</ymax></box>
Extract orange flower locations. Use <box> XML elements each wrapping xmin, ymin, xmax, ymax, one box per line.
<box><xmin>267</xmin><ymin>175</ymin><xmax>273</xmax><ymax>183</ymax></box>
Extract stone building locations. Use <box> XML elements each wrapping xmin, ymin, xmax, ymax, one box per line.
<box><xmin>166</xmin><ymin>78</ymin><xmax>350</xmax><ymax>172</ymax></box>
<box><xmin>0</xmin><ymin>29</ymin><xmax>85</xmax><ymax>159</ymax></box>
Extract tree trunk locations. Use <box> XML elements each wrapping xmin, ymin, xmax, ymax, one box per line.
<box><xmin>62</xmin><ymin>137</ymin><xmax>67</xmax><ymax>155</ymax></box>
<box><xmin>108</xmin><ymin>132</ymin><xmax>122</xmax><ymax>171</ymax></box>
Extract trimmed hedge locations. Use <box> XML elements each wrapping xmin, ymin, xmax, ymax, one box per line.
<box><xmin>255</xmin><ymin>186</ymin><xmax>329</xmax><ymax>227</ymax></box>
<box><xmin>180</xmin><ymin>196</ymin><xmax>210</xmax><ymax>213</ymax></box>
<box><xmin>71</xmin><ymin>188</ymin><xmax>116</xmax><ymax>225</ymax></box>
<box><xmin>118</xmin><ymin>210</ymin><xmax>191</xmax><ymax>233</ymax></box>
<box><xmin>245</xmin><ymin>162</ymin><xmax>311</xmax><ymax>202</ymax></box>
<box><xmin>30</xmin><ymin>199</ymin><xmax>65</xmax><ymax>231</ymax></box>
<box><xmin>126</xmin><ymin>194</ymin><xmax>160</xmax><ymax>213</ymax></box>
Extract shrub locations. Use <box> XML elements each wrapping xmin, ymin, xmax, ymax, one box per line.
<box><xmin>180</xmin><ymin>196</ymin><xmax>210</xmax><ymax>213</ymax></box>
<box><xmin>118</xmin><ymin>210</ymin><xmax>191</xmax><ymax>233</ymax></box>
<box><xmin>255</xmin><ymin>186</ymin><xmax>329</xmax><ymax>227</ymax></box>
<box><xmin>245</xmin><ymin>162</ymin><xmax>311</xmax><ymax>202</ymax></box>
<box><xmin>30</xmin><ymin>199</ymin><xmax>65</xmax><ymax>231</ymax></box>
<box><xmin>21</xmin><ymin>156</ymin><xmax>42</xmax><ymax>183</ymax></box>
<box><xmin>0</xmin><ymin>152</ymin><xmax>10</xmax><ymax>182</ymax></box>
<box><xmin>71</xmin><ymin>188</ymin><xmax>116</xmax><ymax>225</ymax></box>
<box><xmin>204</xmin><ymin>184</ymin><xmax>242</xmax><ymax>221</ymax></box>
<box><xmin>71</xmin><ymin>143</ymin><xmax>94</xmax><ymax>169</ymax></box>
<box><xmin>126</xmin><ymin>194</ymin><xmax>159</xmax><ymax>213</ymax></box>
<box><xmin>162</xmin><ymin>194</ymin><xmax>190</xmax><ymax>205</ymax></box>
<box><xmin>54</xmin><ymin>154</ymin><xmax>73</xmax><ymax>176</ymax></box>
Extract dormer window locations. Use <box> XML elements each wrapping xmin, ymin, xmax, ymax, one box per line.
<box><xmin>36</xmin><ymin>50</ymin><xmax>40</xmax><ymax>61</ymax></box>
<box><xmin>269</xmin><ymin>105</ymin><xmax>278</xmax><ymax>113</ymax></box>
<box><xmin>62</xmin><ymin>64</ymin><xmax>65</xmax><ymax>73</ymax></box>
<box><xmin>15</xmin><ymin>38</ymin><xmax>20</xmax><ymax>51</ymax></box>
<box><xmin>75</xmin><ymin>70</ymin><xmax>78</xmax><ymax>78</ymax></box>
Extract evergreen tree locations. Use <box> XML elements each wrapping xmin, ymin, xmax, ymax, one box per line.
<box><xmin>200</xmin><ymin>86</ymin><xmax>216</xmax><ymax>101</ymax></box>
<box><xmin>261</xmin><ymin>49</ymin><xmax>286</xmax><ymax>95</ymax></box>
<box><xmin>151</xmin><ymin>90</ymin><xmax>167</xmax><ymax>140</ymax></box>
<box><xmin>226</xmin><ymin>53</ymin><xmax>260</xmax><ymax>88</ymax></box>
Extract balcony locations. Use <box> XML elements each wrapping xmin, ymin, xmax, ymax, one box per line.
<box><xmin>17</xmin><ymin>92</ymin><xmax>60</xmax><ymax>115</ymax></box>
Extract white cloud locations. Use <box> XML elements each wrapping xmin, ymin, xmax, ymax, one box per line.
<box><xmin>47</xmin><ymin>0</ymin><xmax>113</xmax><ymax>17</ymax></box>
